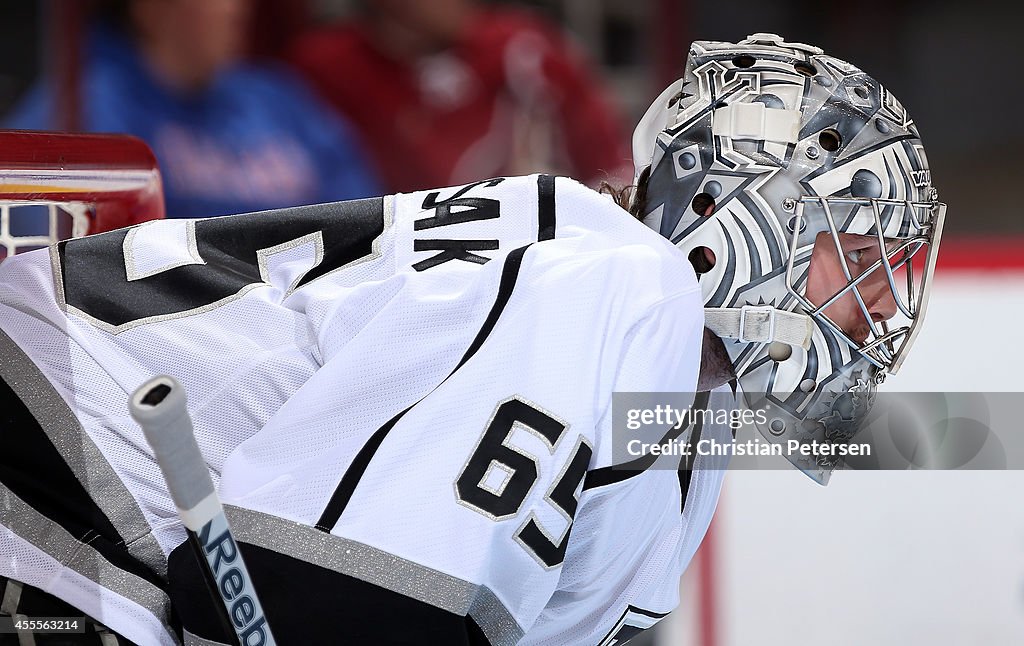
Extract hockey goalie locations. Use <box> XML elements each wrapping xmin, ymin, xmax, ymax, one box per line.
<box><xmin>0</xmin><ymin>34</ymin><xmax>943</xmax><ymax>645</ymax></box>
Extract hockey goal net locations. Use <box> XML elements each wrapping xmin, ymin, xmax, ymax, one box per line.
<box><xmin>0</xmin><ymin>130</ymin><xmax>164</xmax><ymax>259</ymax></box>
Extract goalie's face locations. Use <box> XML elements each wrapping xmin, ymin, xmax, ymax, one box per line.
<box><xmin>805</xmin><ymin>233</ymin><xmax>899</xmax><ymax>344</ymax></box>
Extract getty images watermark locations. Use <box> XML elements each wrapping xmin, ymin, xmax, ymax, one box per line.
<box><xmin>611</xmin><ymin>392</ymin><xmax>1024</xmax><ymax>472</ymax></box>
<box><xmin>624</xmin><ymin>404</ymin><xmax>872</xmax><ymax>459</ymax></box>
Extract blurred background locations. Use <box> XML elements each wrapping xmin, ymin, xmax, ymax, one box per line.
<box><xmin>2</xmin><ymin>0</ymin><xmax>1021</xmax><ymax>234</ymax></box>
<box><xmin>1</xmin><ymin>1</ymin><xmax>1021</xmax><ymax>644</ymax></box>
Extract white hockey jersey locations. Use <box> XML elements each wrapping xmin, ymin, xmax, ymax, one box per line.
<box><xmin>0</xmin><ymin>175</ymin><xmax>731</xmax><ymax>645</ymax></box>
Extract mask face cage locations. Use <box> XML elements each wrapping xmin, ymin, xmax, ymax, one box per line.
<box><xmin>785</xmin><ymin>195</ymin><xmax>946</xmax><ymax>375</ymax></box>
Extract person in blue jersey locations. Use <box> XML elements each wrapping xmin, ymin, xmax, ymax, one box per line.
<box><xmin>4</xmin><ymin>0</ymin><xmax>380</xmax><ymax>219</ymax></box>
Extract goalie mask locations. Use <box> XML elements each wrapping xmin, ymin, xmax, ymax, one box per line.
<box><xmin>632</xmin><ymin>33</ymin><xmax>946</xmax><ymax>483</ymax></box>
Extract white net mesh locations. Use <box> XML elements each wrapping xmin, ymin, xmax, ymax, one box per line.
<box><xmin>0</xmin><ymin>200</ymin><xmax>92</xmax><ymax>259</ymax></box>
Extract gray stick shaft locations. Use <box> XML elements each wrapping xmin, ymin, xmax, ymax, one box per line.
<box><xmin>129</xmin><ymin>376</ymin><xmax>213</xmax><ymax>513</ymax></box>
<box><xmin>130</xmin><ymin>376</ymin><xmax>276</xmax><ymax>646</ymax></box>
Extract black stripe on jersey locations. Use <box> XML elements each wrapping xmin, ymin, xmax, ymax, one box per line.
<box><xmin>316</xmin><ymin>244</ymin><xmax>533</xmax><ymax>531</ymax></box>
<box><xmin>677</xmin><ymin>391</ymin><xmax>711</xmax><ymax>514</ymax></box>
<box><xmin>228</xmin><ymin>505</ymin><xmax>523</xmax><ymax>643</ymax></box>
<box><xmin>623</xmin><ymin>606</ymin><xmax>670</xmax><ymax>620</ymax></box>
<box><xmin>537</xmin><ymin>174</ymin><xmax>556</xmax><ymax>241</ymax></box>
<box><xmin>454</xmin><ymin>245</ymin><xmax>529</xmax><ymax>371</ymax></box>
<box><xmin>0</xmin><ymin>377</ymin><xmax>168</xmax><ymax>594</ymax></box>
<box><xmin>581</xmin><ymin>451</ymin><xmax>657</xmax><ymax>491</ymax></box>
<box><xmin>168</xmin><ymin>540</ymin><xmax>494</xmax><ymax>646</ymax></box>
<box><xmin>598</xmin><ymin>605</ymin><xmax>670</xmax><ymax>646</ymax></box>
<box><xmin>582</xmin><ymin>391</ymin><xmax>711</xmax><ymax>493</ymax></box>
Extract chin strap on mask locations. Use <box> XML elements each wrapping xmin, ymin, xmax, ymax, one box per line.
<box><xmin>704</xmin><ymin>305</ymin><xmax>813</xmax><ymax>350</ymax></box>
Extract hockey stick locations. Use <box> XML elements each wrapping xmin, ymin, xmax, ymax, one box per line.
<box><xmin>130</xmin><ymin>376</ymin><xmax>276</xmax><ymax>646</ymax></box>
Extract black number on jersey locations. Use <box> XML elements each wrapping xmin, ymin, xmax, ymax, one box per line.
<box><xmin>455</xmin><ymin>397</ymin><xmax>592</xmax><ymax>568</ymax></box>
<box><xmin>456</xmin><ymin>399</ymin><xmax>563</xmax><ymax>520</ymax></box>
<box><xmin>515</xmin><ymin>437</ymin><xmax>592</xmax><ymax>567</ymax></box>
<box><xmin>55</xmin><ymin>198</ymin><xmax>386</xmax><ymax>330</ymax></box>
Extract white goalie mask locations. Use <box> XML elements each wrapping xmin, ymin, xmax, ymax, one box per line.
<box><xmin>632</xmin><ymin>34</ymin><xmax>946</xmax><ymax>483</ymax></box>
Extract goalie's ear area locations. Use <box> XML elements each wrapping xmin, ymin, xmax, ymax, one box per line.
<box><xmin>631</xmin><ymin>79</ymin><xmax>684</xmax><ymax>184</ymax></box>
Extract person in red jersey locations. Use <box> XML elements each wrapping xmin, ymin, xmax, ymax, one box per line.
<box><xmin>288</xmin><ymin>0</ymin><xmax>633</xmax><ymax>193</ymax></box>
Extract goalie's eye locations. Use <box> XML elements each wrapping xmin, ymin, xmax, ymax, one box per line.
<box><xmin>846</xmin><ymin>248</ymin><xmax>866</xmax><ymax>265</ymax></box>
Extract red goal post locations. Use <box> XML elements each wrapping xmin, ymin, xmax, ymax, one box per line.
<box><xmin>0</xmin><ymin>130</ymin><xmax>164</xmax><ymax>258</ymax></box>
